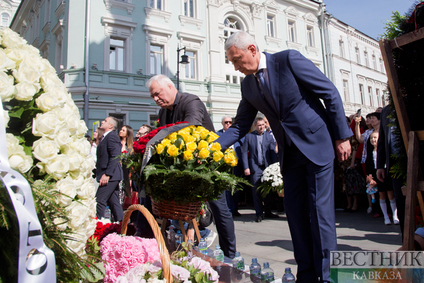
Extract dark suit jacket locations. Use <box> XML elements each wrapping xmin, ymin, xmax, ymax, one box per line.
<box><xmin>159</xmin><ymin>91</ymin><xmax>215</xmax><ymax>132</ymax></box>
<box><xmin>242</xmin><ymin>131</ymin><xmax>277</xmax><ymax>178</ymax></box>
<box><xmin>96</xmin><ymin>130</ymin><xmax>123</xmax><ymax>182</ymax></box>
<box><xmin>217</xmin><ymin>129</ymin><xmax>244</xmax><ymax>177</ymax></box>
<box><xmin>216</xmin><ymin>50</ymin><xmax>352</xmax><ymax>168</ymax></box>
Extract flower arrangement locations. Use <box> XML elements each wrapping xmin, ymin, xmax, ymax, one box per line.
<box><xmin>127</xmin><ymin>123</ymin><xmax>249</xmax><ymax>204</ymax></box>
<box><xmin>258</xmin><ymin>162</ymin><xmax>284</xmax><ymax>198</ymax></box>
<box><xmin>0</xmin><ymin>28</ymin><xmax>97</xmax><ymax>281</ymax></box>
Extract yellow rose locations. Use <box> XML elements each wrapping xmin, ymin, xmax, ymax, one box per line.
<box><xmin>161</xmin><ymin>138</ymin><xmax>171</xmax><ymax>147</ymax></box>
<box><xmin>192</xmin><ymin>131</ymin><xmax>200</xmax><ymax>141</ymax></box>
<box><xmin>167</xmin><ymin>144</ymin><xmax>179</xmax><ymax>157</ymax></box>
<box><xmin>210</xmin><ymin>142</ymin><xmax>221</xmax><ymax>152</ymax></box>
<box><xmin>179</xmin><ymin>131</ymin><xmax>191</xmax><ymax>143</ymax></box>
<box><xmin>207</xmin><ymin>132</ymin><xmax>220</xmax><ymax>143</ymax></box>
<box><xmin>197</xmin><ymin>140</ymin><xmax>209</xmax><ymax>150</ymax></box>
<box><xmin>224</xmin><ymin>152</ymin><xmax>236</xmax><ymax>165</ymax></box>
<box><xmin>196</xmin><ymin>126</ymin><xmax>206</xmax><ymax>132</ymax></box>
<box><xmin>198</xmin><ymin>148</ymin><xmax>210</xmax><ymax>159</ymax></box>
<box><xmin>183</xmin><ymin>150</ymin><xmax>193</xmax><ymax>161</ymax></box>
<box><xmin>167</xmin><ymin>132</ymin><xmax>177</xmax><ymax>142</ymax></box>
<box><xmin>199</xmin><ymin>128</ymin><xmax>209</xmax><ymax>140</ymax></box>
<box><xmin>156</xmin><ymin>143</ymin><xmax>165</xmax><ymax>154</ymax></box>
<box><xmin>213</xmin><ymin>151</ymin><xmax>224</xmax><ymax>162</ymax></box>
<box><xmin>186</xmin><ymin>141</ymin><xmax>197</xmax><ymax>152</ymax></box>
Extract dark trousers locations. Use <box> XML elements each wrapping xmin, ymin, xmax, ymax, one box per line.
<box><xmin>283</xmin><ymin>147</ymin><xmax>336</xmax><ymax>283</ymax></box>
<box><xmin>209</xmin><ymin>193</ymin><xmax>237</xmax><ymax>258</ymax></box>
<box><xmin>225</xmin><ymin>190</ymin><xmax>239</xmax><ymax>214</ymax></box>
<box><xmin>96</xmin><ymin>180</ymin><xmax>124</xmax><ymax>222</ymax></box>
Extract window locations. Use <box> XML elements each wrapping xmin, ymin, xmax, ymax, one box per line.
<box><xmin>307</xmin><ymin>26</ymin><xmax>314</xmax><ymax>47</ymax></box>
<box><xmin>372</xmin><ymin>55</ymin><xmax>377</xmax><ymax>70</ymax></box>
<box><xmin>368</xmin><ymin>86</ymin><xmax>373</xmax><ymax>106</ymax></box>
<box><xmin>288</xmin><ymin>21</ymin><xmax>296</xmax><ymax>42</ymax></box>
<box><xmin>267</xmin><ymin>15</ymin><xmax>275</xmax><ymax>37</ymax></box>
<box><xmin>109</xmin><ymin>39</ymin><xmax>124</xmax><ymax>71</ymax></box>
<box><xmin>150</xmin><ymin>0</ymin><xmax>163</xmax><ymax>10</ymax></box>
<box><xmin>359</xmin><ymin>84</ymin><xmax>365</xmax><ymax>105</ymax></box>
<box><xmin>224</xmin><ymin>16</ymin><xmax>242</xmax><ymax>65</ymax></box>
<box><xmin>184</xmin><ymin>51</ymin><xmax>196</xmax><ymax>79</ymax></box>
<box><xmin>150</xmin><ymin>45</ymin><xmax>163</xmax><ymax>75</ymax></box>
<box><xmin>380</xmin><ymin>58</ymin><xmax>385</xmax><ymax>73</ymax></box>
<box><xmin>355</xmin><ymin>48</ymin><xmax>360</xmax><ymax>64</ymax></box>
<box><xmin>364</xmin><ymin>51</ymin><xmax>369</xmax><ymax>67</ymax></box>
<box><xmin>1</xmin><ymin>13</ymin><xmax>9</xmax><ymax>27</ymax></box>
<box><xmin>343</xmin><ymin>80</ymin><xmax>349</xmax><ymax>101</ymax></box>
<box><xmin>183</xmin><ymin>0</ymin><xmax>194</xmax><ymax>17</ymax></box>
<box><xmin>44</xmin><ymin>0</ymin><xmax>51</xmax><ymax>26</ymax></box>
<box><xmin>339</xmin><ymin>40</ymin><xmax>344</xmax><ymax>58</ymax></box>
<box><xmin>376</xmin><ymin>89</ymin><xmax>381</xmax><ymax>107</ymax></box>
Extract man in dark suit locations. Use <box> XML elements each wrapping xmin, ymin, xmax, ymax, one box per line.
<box><xmin>377</xmin><ymin>105</ymin><xmax>406</xmax><ymax>237</ymax></box>
<box><xmin>95</xmin><ymin>116</ymin><xmax>124</xmax><ymax>222</ymax></box>
<box><xmin>215</xmin><ymin>31</ymin><xmax>352</xmax><ymax>282</ymax></box>
<box><xmin>217</xmin><ymin>115</ymin><xmax>243</xmax><ymax>217</ymax></box>
<box><xmin>147</xmin><ymin>74</ymin><xmax>236</xmax><ymax>258</ymax></box>
<box><xmin>242</xmin><ymin>117</ymin><xmax>278</xmax><ymax>222</ymax></box>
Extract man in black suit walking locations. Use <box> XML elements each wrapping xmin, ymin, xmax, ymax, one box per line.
<box><xmin>95</xmin><ymin>116</ymin><xmax>124</xmax><ymax>221</ymax></box>
<box><xmin>147</xmin><ymin>74</ymin><xmax>237</xmax><ymax>258</ymax></box>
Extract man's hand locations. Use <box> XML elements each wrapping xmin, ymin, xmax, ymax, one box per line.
<box><xmin>100</xmin><ymin>174</ymin><xmax>110</xmax><ymax>186</ymax></box>
<box><xmin>377</xmin><ymin>169</ymin><xmax>385</xmax><ymax>183</ymax></box>
<box><xmin>244</xmin><ymin>168</ymin><xmax>250</xmax><ymax>176</ymax></box>
<box><xmin>335</xmin><ymin>139</ymin><xmax>351</xmax><ymax>162</ymax></box>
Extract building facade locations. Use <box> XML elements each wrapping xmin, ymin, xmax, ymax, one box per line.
<box><xmin>0</xmin><ymin>0</ymin><xmax>21</xmax><ymax>27</ymax></box>
<box><xmin>9</xmin><ymin>0</ymin><xmax>386</xmax><ymax>133</ymax></box>
<box><xmin>322</xmin><ymin>13</ymin><xmax>388</xmax><ymax>117</ymax></box>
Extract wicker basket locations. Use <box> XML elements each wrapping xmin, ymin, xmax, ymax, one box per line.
<box><xmin>121</xmin><ymin>204</ymin><xmax>172</xmax><ymax>283</ymax></box>
<box><xmin>151</xmin><ymin>199</ymin><xmax>201</xmax><ymax>221</ymax></box>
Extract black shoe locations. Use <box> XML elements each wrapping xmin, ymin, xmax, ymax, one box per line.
<box><xmin>233</xmin><ymin>211</ymin><xmax>242</xmax><ymax>217</ymax></box>
<box><xmin>255</xmin><ymin>215</ymin><xmax>263</xmax><ymax>222</ymax></box>
<box><xmin>264</xmin><ymin>213</ymin><xmax>279</xmax><ymax>219</ymax></box>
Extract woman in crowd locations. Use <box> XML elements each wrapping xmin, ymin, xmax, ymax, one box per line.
<box><xmin>119</xmin><ymin>125</ymin><xmax>134</xmax><ymax>205</ymax></box>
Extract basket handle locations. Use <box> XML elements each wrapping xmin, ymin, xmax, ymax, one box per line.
<box><xmin>121</xmin><ymin>204</ymin><xmax>172</xmax><ymax>283</ymax></box>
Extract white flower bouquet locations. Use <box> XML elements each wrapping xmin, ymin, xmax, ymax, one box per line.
<box><xmin>258</xmin><ymin>162</ymin><xmax>284</xmax><ymax>198</ymax></box>
<box><xmin>0</xmin><ymin>28</ymin><xmax>97</xmax><ymax>281</ymax></box>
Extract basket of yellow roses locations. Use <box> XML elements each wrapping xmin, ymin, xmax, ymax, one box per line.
<box><xmin>129</xmin><ymin>122</ymin><xmax>249</xmax><ymax>221</ymax></box>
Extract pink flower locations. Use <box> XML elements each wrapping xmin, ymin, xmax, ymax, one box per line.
<box><xmin>170</xmin><ymin>263</ymin><xmax>190</xmax><ymax>282</ymax></box>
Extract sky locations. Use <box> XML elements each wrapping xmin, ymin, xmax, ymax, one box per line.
<box><xmin>323</xmin><ymin>0</ymin><xmax>420</xmax><ymax>40</ymax></box>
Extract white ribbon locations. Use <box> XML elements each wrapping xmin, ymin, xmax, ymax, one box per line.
<box><xmin>0</xmin><ymin>100</ymin><xmax>56</xmax><ymax>282</ymax></box>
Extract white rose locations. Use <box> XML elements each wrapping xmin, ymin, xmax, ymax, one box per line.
<box><xmin>53</xmin><ymin>218</ymin><xmax>67</xmax><ymax>231</ymax></box>
<box><xmin>33</xmin><ymin>112</ymin><xmax>65</xmax><ymax>137</ymax></box>
<box><xmin>3</xmin><ymin>109</ymin><xmax>9</xmax><ymax>127</ymax></box>
<box><xmin>9</xmin><ymin>151</ymin><xmax>33</xmax><ymax>173</ymax></box>
<box><xmin>79</xmin><ymin>157</ymin><xmax>95</xmax><ymax>179</ymax></box>
<box><xmin>0</xmin><ymin>48</ymin><xmax>16</xmax><ymax>71</ymax></box>
<box><xmin>55</xmin><ymin>175</ymin><xmax>78</xmax><ymax>204</ymax></box>
<box><xmin>5</xmin><ymin>48</ymin><xmax>24</xmax><ymax>67</ymax></box>
<box><xmin>44</xmin><ymin>154</ymin><xmax>70</xmax><ymax>179</ymax></box>
<box><xmin>66</xmin><ymin>200</ymin><xmax>90</xmax><ymax>230</ymax></box>
<box><xmin>35</xmin><ymin>92</ymin><xmax>60</xmax><ymax>112</ymax></box>
<box><xmin>66</xmin><ymin>238</ymin><xmax>86</xmax><ymax>257</ymax></box>
<box><xmin>77</xmin><ymin>178</ymin><xmax>96</xmax><ymax>199</ymax></box>
<box><xmin>43</xmin><ymin>84</ymin><xmax>68</xmax><ymax>105</ymax></box>
<box><xmin>0</xmin><ymin>28</ymin><xmax>27</xmax><ymax>49</ymax></box>
<box><xmin>21</xmin><ymin>45</ymin><xmax>41</xmax><ymax>58</ymax></box>
<box><xmin>55</xmin><ymin>128</ymin><xmax>73</xmax><ymax>148</ymax></box>
<box><xmin>15</xmin><ymin>81</ymin><xmax>40</xmax><ymax>101</ymax></box>
<box><xmin>76</xmin><ymin>120</ymin><xmax>88</xmax><ymax>138</ymax></box>
<box><xmin>13</xmin><ymin>62</ymin><xmax>41</xmax><ymax>85</ymax></box>
<box><xmin>68</xmin><ymin>137</ymin><xmax>91</xmax><ymax>157</ymax></box>
<box><xmin>39</xmin><ymin>58</ymin><xmax>56</xmax><ymax>77</ymax></box>
<box><xmin>80</xmin><ymin>198</ymin><xmax>97</xmax><ymax>218</ymax></box>
<box><xmin>6</xmin><ymin>133</ymin><xmax>21</xmax><ymax>154</ymax></box>
<box><xmin>40</xmin><ymin>71</ymin><xmax>64</xmax><ymax>90</ymax></box>
<box><xmin>32</xmin><ymin>137</ymin><xmax>59</xmax><ymax>163</ymax></box>
<box><xmin>0</xmin><ymin>71</ymin><xmax>17</xmax><ymax>102</ymax></box>
<box><xmin>66</xmin><ymin>150</ymin><xmax>84</xmax><ymax>171</ymax></box>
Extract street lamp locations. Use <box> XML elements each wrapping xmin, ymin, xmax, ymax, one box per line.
<box><xmin>176</xmin><ymin>46</ymin><xmax>190</xmax><ymax>91</ymax></box>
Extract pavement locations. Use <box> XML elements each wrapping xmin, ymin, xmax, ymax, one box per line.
<box><xmin>208</xmin><ymin>206</ymin><xmax>403</xmax><ymax>280</ymax></box>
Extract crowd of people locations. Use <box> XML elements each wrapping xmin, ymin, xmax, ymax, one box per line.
<box><xmin>85</xmin><ymin>30</ymin><xmax>409</xmax><ymax>283</ymax></box>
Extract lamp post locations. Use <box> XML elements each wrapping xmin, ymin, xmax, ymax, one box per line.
<box><xmin>176</xmin><ymin>46</ymin><xmax>190</xmax><ymax>91</ymax></box>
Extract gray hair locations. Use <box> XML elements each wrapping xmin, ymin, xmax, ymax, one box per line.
<box><xmin>221</xmin><ymin>115</ymin><xmax>232</xmax><ymax>123</ymax></box>
<box><xmin>108</xmin><ymin>116</ymin><xmax>119</xmax><ymax>130</ymax></box>
<box><xmin>224</xmin><ymin>31</ymin><xmax>259</xmax><ymax>52</ymax></box>
<box><xmin>146</xmin><ymin>74</ymin><xmax>174</xmax><ymax>89</ymax></box>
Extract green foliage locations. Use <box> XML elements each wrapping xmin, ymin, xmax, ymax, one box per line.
<box><xmin>381</xmin><ymin>11</ymin><xmax>408</xmax><ymax>40</ymax></box>
<box><xmin>257</xmin><ymin>182</ymin><xmax>283</xmax><ymax>199</ymax></box>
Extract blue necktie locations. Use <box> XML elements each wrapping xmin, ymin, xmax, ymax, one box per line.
<box><xmin>256</xmin><ymin>69</ymin><xmax>276</xmax><ymax>111</ymax></box>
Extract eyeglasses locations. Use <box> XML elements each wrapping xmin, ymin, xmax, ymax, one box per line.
<box><xmin>224</xmin><ymin>121</ymin><xmax>232</xmax><ymax>124</ymax></box>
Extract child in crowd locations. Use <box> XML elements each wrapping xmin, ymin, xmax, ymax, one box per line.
<box><xmin>366</xmin><ymin>131</ymin><xmax>399</xmax><ymax>225</ymax></box>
